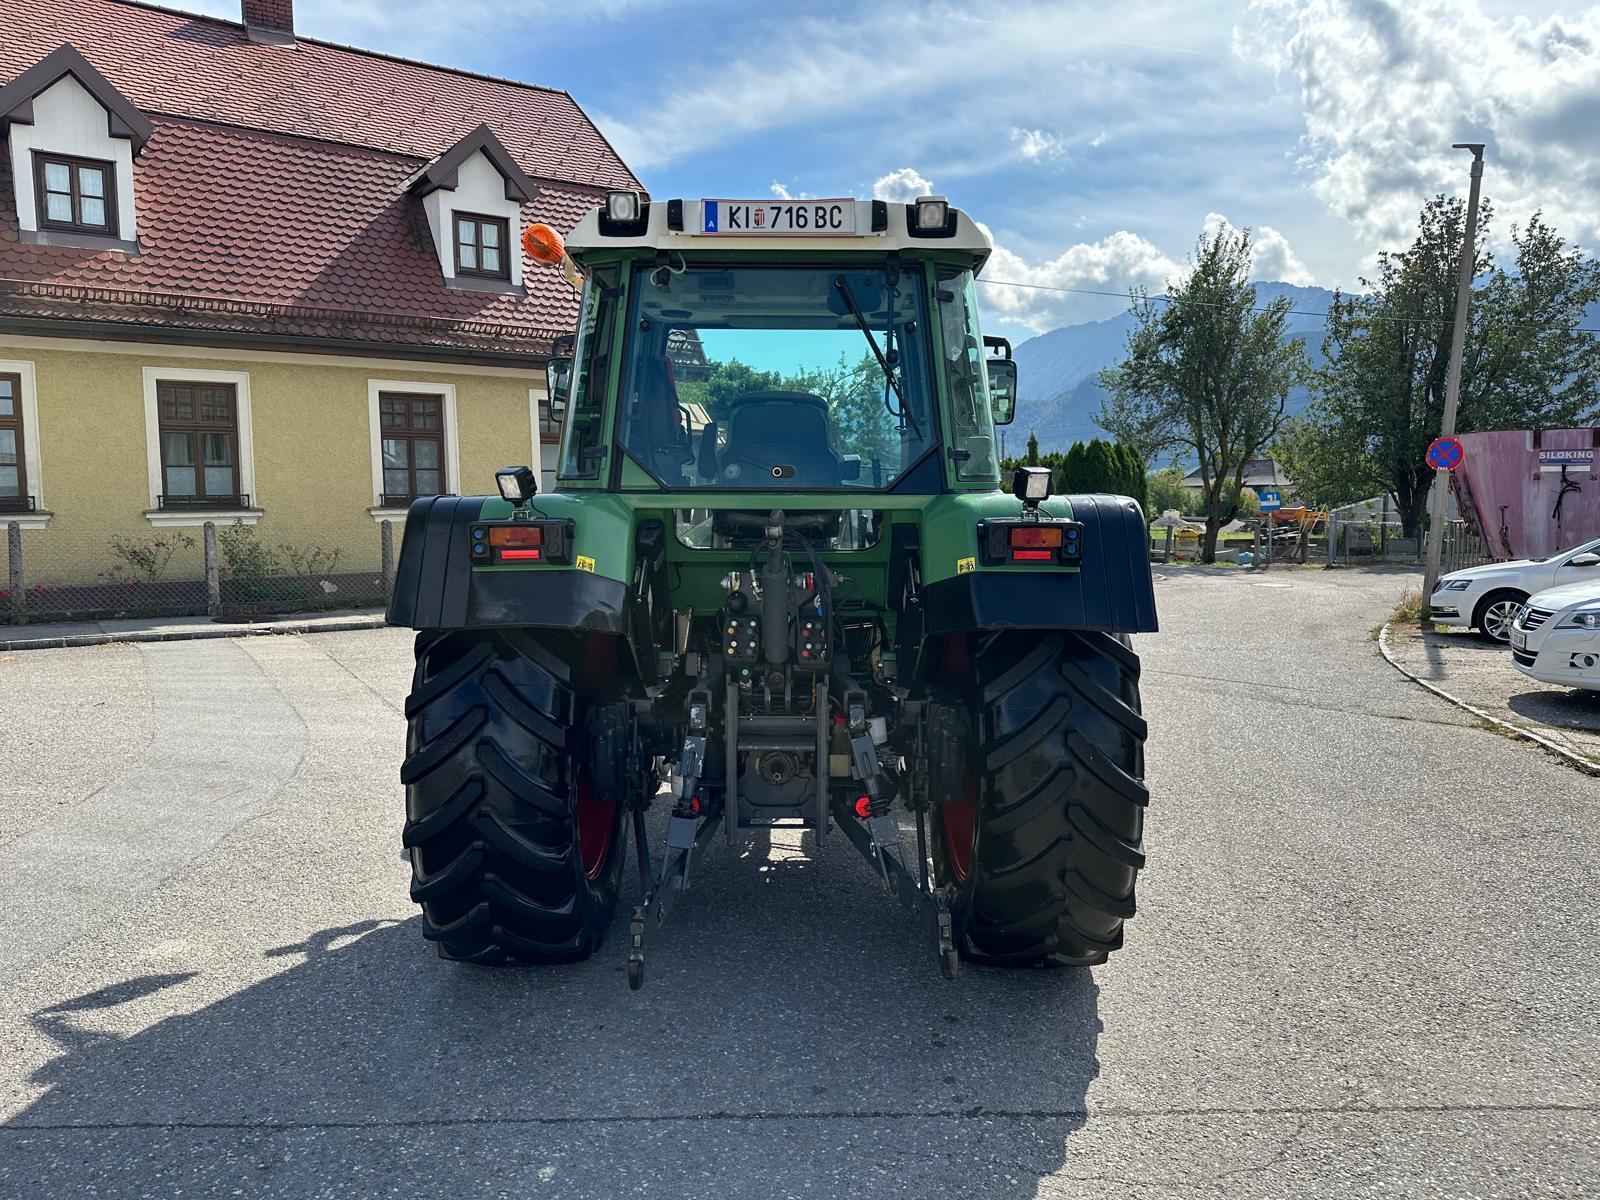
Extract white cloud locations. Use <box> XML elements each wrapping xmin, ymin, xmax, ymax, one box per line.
<box><xmin>866</xmin><ymin>167</ymin><xmax>1182</xmax><ymax>332</ymax></box>
<box><xmin>1238</xmin><ymin>0</ymin><xmax>1600</xmax><ymax>254</ymax></box>
<box><xmin>980</xmin><ymin>224</ymin><xmax>1184</xmax><ymax>332</ymax></box>
<box><xmin>1089</xmin><ymin>131</ymin><xmax>1111</xmax><ymax>148</ymax></box>
<box><xmin>1250</xmin><ymin>224</ymin><xmax>1316</xmax><ymax>286</ymax></box>
<box><xmin>872</xmin><ymin>167</ymin><xmax>936</xmax><ymax>203</ymax></box>
<box><xmin>1010</xmin><ymin>128</ymin><xmax>1066</xmax><ymax>161</ymax></box>
<box><xmin>769</xmin><ymin>182</ymin><xmax>814</xmax><ymax>200</ymax></box>
<box><xmin>1201</xmin><ymin>212</ymin><xmax>1316</xmax><ymax>285</ymax></box>
<box><xmin>598</xmin><ymin>3</ymin><xmax>1239</xmax><ymax>171</ymax></box>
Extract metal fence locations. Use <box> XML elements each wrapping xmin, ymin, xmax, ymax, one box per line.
<box><xmin>1146</xmin><ymin>515</ymin><xmax>1499</xmax><ymax>569</ymax></box>
<box><xmin>2</xmin><ymin>519</ymin><xmax>397</xmax><ymax>626</ymax></box>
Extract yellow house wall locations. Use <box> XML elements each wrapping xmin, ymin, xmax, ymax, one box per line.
<box><xmin>0</xmin><ymin>338</ymin><xmax>543</xmax><ymax>588</ymax></box>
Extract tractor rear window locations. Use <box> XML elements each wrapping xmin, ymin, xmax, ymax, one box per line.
<box><xmin>618</xmin><ymin>264</ymin><xmax>935</xmax><ymax>490</ymax></box>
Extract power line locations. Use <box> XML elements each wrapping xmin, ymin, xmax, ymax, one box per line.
<box><xmin>975</xmin><ymin>276</ymin><xmax>1600</xmax><ymax>333</ymax></box>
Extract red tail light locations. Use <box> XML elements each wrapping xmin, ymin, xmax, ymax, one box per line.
<box><xmin>979</xmin><ymin>518</ymin><xmax>1085</xmax><ymax>566</ymax></box>
<box><xmin>1008</xmin><ymin>525</ymin><xmax>1060</xmax><ymax>561</ymax></box>
<box><xmin>469</xmin><ymin>518</ymin><xmax>574</xmax><ymax>565</ymax></box>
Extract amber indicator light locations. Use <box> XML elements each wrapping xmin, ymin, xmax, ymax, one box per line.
<box><xmin>489</xmin><ymin>526</ymin><xmax>543</xmax><ymax>548</ymax></box>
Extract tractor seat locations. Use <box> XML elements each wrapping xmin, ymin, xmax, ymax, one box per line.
<box><xmin>719</xmin><ymin>392</ymin><xmax>840</xmax><ymax>486</ymax></box>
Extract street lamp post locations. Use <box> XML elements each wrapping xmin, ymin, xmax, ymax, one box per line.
<box><xmin>1420</xmin><ymin>143</ymin><xmax>1486</xmax><ymax>611</ymax></box>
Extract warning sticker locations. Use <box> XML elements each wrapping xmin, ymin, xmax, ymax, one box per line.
<box><xmin>956</xmin><ymin>556</ymin><xmax>977</xmax><ymax>574</ymax></box>
<box><xmin>576</xmin><ymin>555</ymin><xmax>596</xmax><ymax>573</ymax></box>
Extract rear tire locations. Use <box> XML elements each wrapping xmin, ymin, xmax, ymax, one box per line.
<box><xmin>402</xmin><ymin>628</ymin><xmax>627</xmax><ymax>964</ymax></box>
<box><xmin>933</xmin><ymin>630</ymin><xmax>1148</xmax><ymax>967</ymax></box>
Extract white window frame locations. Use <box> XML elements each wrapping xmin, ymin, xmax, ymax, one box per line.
<box><xmin>367</xmin><ymin>379</ymin><xmax>459</xmax><ymax>523</ymax></box>
<box><xmin>141</xmin><ymin>366</ymin><xmax>259</xmax><ymax>526</ymax></box>
<box><xmin>0</xmin><ymin>359</ymin><xmax>48</xmax><ymax>529</ymax></box>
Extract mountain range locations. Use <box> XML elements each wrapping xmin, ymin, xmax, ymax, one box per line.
<box><xmin>1008</xmin><ymin>283</ymin><xmax>1337</xmax><ymax>457</ymax></box>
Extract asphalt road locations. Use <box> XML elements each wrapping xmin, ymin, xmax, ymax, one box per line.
<box><xmin>1</xmin><ymin>566</ymin><xmax>1595</xmax><ymax>1199</ymax></box>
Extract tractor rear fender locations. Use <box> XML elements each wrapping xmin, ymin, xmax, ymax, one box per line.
<box><xmin>919</xmin><ymin>493</ymin><xmax>1158</xmax><ymax>636</ymax></box>
<box><xmin>386</xmin><ymin>495</ymin><xmax>631</xmax><ymax>632</ymax></box>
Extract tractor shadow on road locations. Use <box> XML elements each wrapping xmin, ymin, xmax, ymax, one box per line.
<box><xmin>10</xmin><ymin>850</ymin><xmax>1103</xmax><ymax>1197</ymax></box>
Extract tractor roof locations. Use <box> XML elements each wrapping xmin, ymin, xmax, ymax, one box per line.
<box><xmin>565</xmin><ymin>198</ymin><xmax>992</xmax><ymax>270</ymax></box>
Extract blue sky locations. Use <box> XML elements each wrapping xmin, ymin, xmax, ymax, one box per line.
<box><xmin>180</xmin><ymin>0</ymin><xmax>1600</xmax><ymax>343</ymax></box>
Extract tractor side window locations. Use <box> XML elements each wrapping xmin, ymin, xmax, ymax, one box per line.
<box><xmin>558</xmin><ymin>266</ymin><xmax>620</xmax><ymax>481</ymax></box>
<box><xmin>937</xmin><ymin>268</ymin><xmax>999</xmax><ymax>483</ymax></box>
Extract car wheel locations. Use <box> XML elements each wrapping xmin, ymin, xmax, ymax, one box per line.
<box><xmin>1473</xmin><ymin>591</ymin><xmax>1526</xmax><ymax>644</ymax></box>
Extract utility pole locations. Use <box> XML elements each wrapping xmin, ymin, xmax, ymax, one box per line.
<box><xmin>1420</xmin><ymin>143</ymin><xmax>1486</xmax><ymax>610</ymax></box>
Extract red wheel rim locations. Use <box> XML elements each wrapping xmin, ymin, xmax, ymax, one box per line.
<box><xmin>943</xmin><ymin>769</ymin><xmax>978</xmax><ymax>882</ymax></box>
<box><xmin>574</xmin><ymin>766</ymin><xmax>617</xmax><ymax>881</ymax></box>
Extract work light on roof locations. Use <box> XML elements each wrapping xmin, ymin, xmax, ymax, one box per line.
<box><xmin>606</xmin><ymin>190</ymin><xmax>642</xmax><ymax>223</ymax></box>
<box><xmin>913</xmin><ymin>195</ymin><xmax>950</xmax><ymax>232</ymax></box>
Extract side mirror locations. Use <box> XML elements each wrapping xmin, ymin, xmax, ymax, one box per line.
<box><xmin>1570</xmin><ymin>552</ymin><xmax>1600</xmax><ymax>567</ymax></box>
<box><xmin>986</xmin><ymin>357</ymin><xmax>1017</xmax><ymax>425</ymax></box>
<box><xmin>547</xmin><ymin>355</ymin><xmax>574</xmax><ymax>411</ymax></box>
<box><xmin>840</xmin><ymin>454</ymin><xmax>862</xmax><ymax>481</ymax></box>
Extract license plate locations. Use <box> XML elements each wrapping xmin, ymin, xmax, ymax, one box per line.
<box><xmin>1511</xmin><ymin>629</ymin><xmax>1527</xmax><ymax>651</ymax></box>
<box><xmin>700</xmin><ymin>199</ymin><xmax>856</xmax><ymax>236</ymax></box>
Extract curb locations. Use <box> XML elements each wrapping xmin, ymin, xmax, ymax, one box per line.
<box><xmin>1378</xmin><ymin>622</ymin><xmax>1600</xmax><ymax>777</ymax></box>
<box><xmin>0</xmin><ymin>615</ymin><xmax>389</xmax><ymax>654</ymax></box>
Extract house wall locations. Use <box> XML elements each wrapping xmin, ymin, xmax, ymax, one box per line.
<box><xmin>0</xmin><ymin>336</ymin><xmax>545</xmax><ymax>585</ymax></box>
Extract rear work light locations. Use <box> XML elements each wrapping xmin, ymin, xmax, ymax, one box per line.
<box><xmin>979</xmin><ymin>518</ymin><xmax>1084</xmax><ymax>566</ymax></box>
<box><xmin>470</xmin><ymin>519</ymin><xmax>573</xmax><ymax>564</ymax></box>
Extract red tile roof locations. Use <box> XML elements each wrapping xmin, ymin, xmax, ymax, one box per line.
<box><xmin>0</xmin><ymin>0</ymin><xmax>640</xmax><ymax>358</ymax></box>
<box><xmin>0</xmin><ymin>0</ymin><xmax>639</xmax><ymax>191</ymax></box>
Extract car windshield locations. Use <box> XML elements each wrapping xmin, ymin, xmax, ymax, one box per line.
<box><xmin>617</xmin><ymin>264</ymin><xmax>934</xmax><ymax>489</ymax></box>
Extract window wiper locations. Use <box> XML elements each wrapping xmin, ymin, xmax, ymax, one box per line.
<box><xmin>833</xmin><ymin>275</ymin><xmax>923</xmax><ymax>442</ymax></box>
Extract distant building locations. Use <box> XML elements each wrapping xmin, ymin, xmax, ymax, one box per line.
<box><xmin>1181</xmin><ymin>458</ymin><xmax>1295</xmax><ymax>503</ymax></box>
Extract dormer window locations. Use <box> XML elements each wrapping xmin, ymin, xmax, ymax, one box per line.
<box><xmin>0</xmin><ymin>44</ymin><xmax>152</xmax><ymax>250</ymax></box>
<box><xmin>454</xmin><ymin>213</ymin><xmax>509</xmax><ymax>279</ymax></box>
<box><xmin>411</xmin><ymin>123</ymin><xmax>537</xmax><ymax>292</ymax></box>
<box><xmin>35</xmin><ymin>152</ymin><xmax>117</xmax><ymax>235</ymax></box>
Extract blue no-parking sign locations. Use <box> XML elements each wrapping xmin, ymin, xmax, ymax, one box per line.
<box><xmin>1426</xmin><ymin>437</ymin><xmax>1464</xmax><ymax>471</ymax></box>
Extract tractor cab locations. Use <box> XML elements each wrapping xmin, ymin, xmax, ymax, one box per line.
<box><xmin>550</xmin><ymin>196</ymin><xmax>1015</xmax><ymax>497</ymax></box>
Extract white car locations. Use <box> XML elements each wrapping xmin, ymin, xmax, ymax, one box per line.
<box><xmin>1508</xmin><ymin>580</ymin><xmax>1600</xmax><ymax>693</ymax></box>
<box><xmin>1430</xmin><ymin>535</ymin><xmax>1600</xmax><ymax>643</ymax></box>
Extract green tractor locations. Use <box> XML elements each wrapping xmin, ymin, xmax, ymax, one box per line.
<box><xmin>388</xmin><ymin>194</ymin><xmax>1156</xmax><ymax>987</ymax></box>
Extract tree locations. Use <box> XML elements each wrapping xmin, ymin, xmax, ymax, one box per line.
<box><xmin>1147</xmin><ymin>466</ymin><xmax>1190</xmax><ymax>517</ymax></box>
<box><xmin>1025</xmin><ymin>431</ymin><xmax>1040</xmax><ymax>465</ymax></box>
<box><xmin>1271</xmin><ymin>409</ymin><xmax>1380</xmax><ymax>510</ymax></box>
<box><xmin>1086</xmin><ymin>439</ymin><xmax>1119</xmax><ymax>494</ymax></box>
<box><xmin>1117</xmin><ymin>443</ymin><xmax>1149</xmax><ymax>510</ymax></box>
<box><xmin>1098</xmin><ymin>226</ymin><xmax>1310</xmax><ymax>561</ymax></box>
<box><xmin>1316</xmin><ymin>199</ymin><xmax>1600</xmax><ymax>537</ymax></box>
